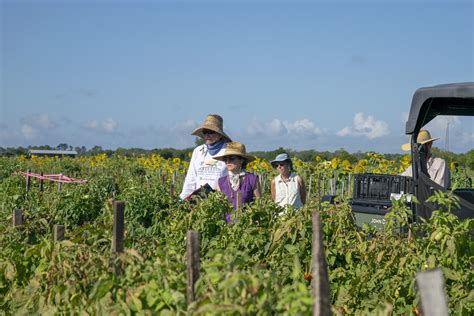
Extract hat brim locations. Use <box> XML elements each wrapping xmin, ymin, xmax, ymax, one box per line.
<box><xmin>401</xmin><ymin>137</ymin><xmax>439</xmax><ymax>151</ymax></box>
<box><xmin>214</xmin><ymin>151</ymin><xmax>255</xmax><ymax>163</ymax></box>
<box><xmin>270</xmin><ymin>159</ymin><xmax>291</xmax><ymax>167</ymax></box>
<box><xmin>419</xmin><ymin>137</ymin><xmax>439</xmax><ymax>145</ymax></box>
<box><xmin>191</xmin><ymin>127</ymin><xmax>232</xmax><ymax>143</ymax></box>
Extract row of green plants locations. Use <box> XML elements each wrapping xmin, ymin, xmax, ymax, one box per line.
<box><xmin>0</xmin><ymin>156</ymin><xmax>473</xmax><ymax>314</ymax></box>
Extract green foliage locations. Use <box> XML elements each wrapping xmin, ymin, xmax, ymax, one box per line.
<box><xmin>0</xmin><ymin>156</ymin><xmax>472</xmax><ymax>315</ymax></box>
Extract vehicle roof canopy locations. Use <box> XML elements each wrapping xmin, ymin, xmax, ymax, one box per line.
<box><xmin>405</xmin><ymin>82</ymin><xmax>474</xmax><ymax>135</ymax></box>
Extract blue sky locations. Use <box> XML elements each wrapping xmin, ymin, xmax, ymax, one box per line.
<box><xmin>1</xmin><ymin>0</ymin><xmax>473</xmax><ymax>153</ymax></box>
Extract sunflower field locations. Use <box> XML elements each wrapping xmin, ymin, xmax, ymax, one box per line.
<box><xmin>0</xmin><ymin>154</ymin><xmax>472</xmax><ymax>315</ymax></box>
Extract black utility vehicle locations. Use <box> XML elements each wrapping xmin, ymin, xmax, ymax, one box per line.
<box><xmin>351</xmin><ymin>83</ymin><xmax>474</xmax><ymax>229</ymax></box>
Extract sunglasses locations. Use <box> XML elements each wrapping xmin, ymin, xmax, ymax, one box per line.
<box><xmin>202</xmin><ymin>129</ymin><xmax>217</xmax><ymax>136</ymax></box>
<box><xmin>274</xmin><ymin>162</ymin><xmax>287</xmax><ymax>167</ymax></box>
<box><xmin>223</xmin><ymin>156</ymin><xmax>240</xmax><ymax>162</ymax></box>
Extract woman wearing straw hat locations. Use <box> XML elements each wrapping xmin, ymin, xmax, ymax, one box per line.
<box><xmin>179</xmin><ymin>114</ymin><xmax>232</xmax><ymax>200</ymax></box>
<box><xmin>400</xmin><ymin>129</ymin><xmax>451</xmax><ymax>189</ymax></box>
<box><xmin>214</xmin><ymin>141</ymin><xmax>262</xmax><ymax>209</ymax></box>
<box><xmin>270</xmin><ymin>153</ymin><xmax>306</xmax><ymax>209</ymax></box>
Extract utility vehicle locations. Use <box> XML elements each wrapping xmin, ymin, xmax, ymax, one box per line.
<box><xmin>351</xmin><ymin>83</ymin><xmax>474</xmax><ymax>229</ymax></box>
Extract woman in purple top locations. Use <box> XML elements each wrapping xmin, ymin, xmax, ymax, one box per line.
<box><xmin>214</xmin><ymin>142</ymin><xmax>261</xmax><ymax>210</ymax></box>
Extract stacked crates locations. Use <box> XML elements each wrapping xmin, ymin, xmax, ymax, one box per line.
<box><xmin>351</xmin><ymin>174</ymin><xmax>414</xmax><ymax>230</ymax></box>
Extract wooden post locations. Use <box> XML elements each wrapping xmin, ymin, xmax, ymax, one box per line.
<box><xmin>416</xmin><ymin>269</ymin><xmax>448</xmax><ymax>316</ymax></box>
<box><xmin>261</xmin><ymin>173</ymin><xmax>266</xmax><ymax>194</ymax></box>
<box><xmin>187</xmin><ymin>230</ymin><xmax>200</xmax><ymax>306</ymax></box>
<box><xmin>236</xmin><ymin>191</ymin><xmax>242</xmax><ymax>210</ymax></box>
<box><xmin>317</xmin><ymin>173</ymin><xmax>321</xmax><ymax>204</ymax></box>
<box><xmin>13</xmin><ymin>209</ymin><xmax>23</xmax><ymax>227</ymax></box>
<box><xmin>54</xmin><ymin>225</ymin><xmax>65</xmax><ymax>241</ymax></box>
<box><xmin>169</xmin><ymin>170</ymin><xmax>176</xmax><ymax>196</ymax></box>
<box><xmin>347</xmin><ymin>174</ymin><xmax>352</xmax><ymax>198</ymax></box>
<box><xmin>58</xmin><ymin>182</ymin><xmax>63</xmax><ymax>192</ymax></box>
<box><xmin>39</xmin><ymin>172</ymin><xmax>44</xmax><ymax>192</ymax></box>
<box><xmin>25</xmin><ymin>169</ymin><xmax>31</xmax><ymax>193</ymax></box>
<box><xmin>112</xmin><ymin>201</ymin><xmax>125</xmax><ymax>254</ymax></box>
<box><xmin>308</xmin><ymin>174</ymin><xmax>313</xmax><ymax>203</ymax></box>
<box><xmin>312</xmin><ymin>210</ymin><xmax>332</xmax><ymax>316</ymax></box>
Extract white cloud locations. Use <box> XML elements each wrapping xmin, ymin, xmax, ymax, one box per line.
<box><xmin>172</xmin><ymin>119</ymin><xmax>198</xmax><ymax>134</ymax></box>
<box><xmin>337</xmin><ymin>112</ymin><xmax>389</xmax><ymax>139</ymax></box>
<box><xmin>247</xmin><ymin>118</ymin><xmax>324</xmax><ymax>137</ymax></box>
<box><xmin>85</xmin><ymin>118</ymin><xmax>118</xmax><ymax>134</ymax></box>
<box><xmin>20</xmin><ymin>113</ymin><xmax>57</xmax><ymax>129</ymax></box>
<box><xmin>16</xmin><ymin>114</ymin><xmax>58</xmax><ymax>140</ymax></box>
<box><xmin>21</xmin><ymin>124</ymin><xmax>38</xmax><ymax>140</ymax></box>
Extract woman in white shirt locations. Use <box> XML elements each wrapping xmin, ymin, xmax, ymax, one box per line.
<box><xmin>179</xmin><ymin>114</ymin><xmax>232</xmax><ymax>200</ymax></box>
<box><xmin>270</xmin><ymin>153</ymin><xmax>306</xmax><ymax>209</ymax></box>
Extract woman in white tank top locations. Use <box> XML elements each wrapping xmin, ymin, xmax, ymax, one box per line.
<box><xmin>270</xmin><ymin>153</ymin><xmax>306</xmax><ymax>209</ymax></box>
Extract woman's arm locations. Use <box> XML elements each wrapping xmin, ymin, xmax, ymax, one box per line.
<box><xmin>179</xmin><ymin>148</ymin><xmax>198</xmax><ymax>199</ymax></box>
<box><xmin>270</xmin><ymin>179</ymin><xmax>276</xmax><ymax>201</ymax></box>
<box><xmin>297</xmin><ymin>175</ymin><xmax>307</xmax><ymax>205</ymax></box>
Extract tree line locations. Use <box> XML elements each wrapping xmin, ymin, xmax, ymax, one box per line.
<box><xmin>1</xmin><ymin>142</ymin><xmax>473</xmax><ymax>170</ymax></box>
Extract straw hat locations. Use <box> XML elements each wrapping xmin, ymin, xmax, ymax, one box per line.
<box><xmin>192</xmin><ymin>114</ymin><xmax>232</xmax><ymax>142</ymax></box>
<box><xmin>213</xmin><ymin>141</ymin><xmax>255</xmax><ymax>162</ymax></box>
<box><xmin>401</xmin><ymin>129</ymin><xmax>440</xmax><ymax>151</ymax></box>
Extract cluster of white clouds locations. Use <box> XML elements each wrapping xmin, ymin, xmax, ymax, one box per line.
<box><xmin>246</xmin><ymin>118</ymin><xmax>325</xmax><ymax>137</ymax></box>
<box><xmin>19</xmin><ymin>113</ymin><xmax>58</xmax><ymax>140</ymax></box>
<box><xmin>1</xmin><ymin>112</ymin><xmax>390</xmax><ymax>146</ymax></box>
<box><xmin>337</xmin><ymin>112</ymin><xmax>389</xmax><ymax>139</ymax></box>
<box><xmin>84</xmin><ymin>118</ymin><xmax>118</xmax><ymax>134</ymax></box>
<box><xmin>4</xmin><ymin>111</ymin><xmax>471</xmax><ymax>152</ymax></box>
<box><xmin>1</xmin><ymin>114</ymin><xmax>122</xmax><ymax>146</ymax></box>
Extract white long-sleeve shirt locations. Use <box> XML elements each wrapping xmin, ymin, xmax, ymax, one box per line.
<box><xmin>401</xmin><ymin>156</ymin><xmax>451</xmax><ymax>189</ymax></box>
<box><xmin>179</xmin><ymin>144</ymin><xmax>228</xmax><ymax>200</ymax></box>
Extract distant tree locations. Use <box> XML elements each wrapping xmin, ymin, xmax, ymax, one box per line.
<box><xmin>465</xmin><ymin>149</ymin><xmax>474</xmax><ymax>170</ymax></box>
<box><xmin>57</xmin><ymin>143</ymin><xmax>72</xmax><ymax>151</ymax></box>
<box><xmin>334</xmin><ymin>148</ymin><xmax>357</xmax><ymax>164</ymax></box>
<box><xmin>74</xmin><ymin>146</ymin><xmax>87</xmax><ymax>156</ymax></box>
<box><xmin>89</xmin><ymin>146</ymin><xmax>103</xmax><ymax>156</ymax></box>
<box><xmin>195</xmin><ymin>137</ymin><xmax>205</xmax><ymax>146</ymax></box>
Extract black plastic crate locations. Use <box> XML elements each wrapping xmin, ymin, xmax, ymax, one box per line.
<box><xmin>352</xmin><ymin>173</ymin><xmax>414</xmax><ymax>202</ymax></box>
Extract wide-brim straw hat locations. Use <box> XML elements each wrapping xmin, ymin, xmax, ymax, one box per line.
<box><xmin>401</xmin><ymin>129</ymin><xmax>440</xmax><ymax>151</ymax></box>
<box><xmin>191</xmin><ymin>114</ymin><xmax>232</xmax><ymax>142</ymax></box>
<box><xmin>213</xmin><ymin>141</ymin><xmax>255</xmax><ymax>163</ymax></box>
<box><xmin>270</xmin><ymin>153</ymin><xmax>291</xmax><ymax>167</ymax></box>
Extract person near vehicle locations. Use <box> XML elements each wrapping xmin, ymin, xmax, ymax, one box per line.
<box><xmin>179</xmin><ymin>114</ymin><xmax>232</xmax><ymax>200</ymax></box>
<box><xmin>270</xmin><ymin>153</ymin><xmax>306</xmax><ymax>209</ymax></box>
<box><xmin>214</xmin><ymin>141</ymin><xmax>261</xmax><ymax>209</ymax></box>
<box><xmin>400</xmin><ymin>129</ymin><xmax>451</xmax><ymax>189</ymax></box>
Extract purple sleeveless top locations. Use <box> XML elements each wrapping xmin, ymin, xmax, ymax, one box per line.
<box><xmin>218</xmin><ymin>172</ymin><xmax>258</xmax><ymax>209</ymax></box>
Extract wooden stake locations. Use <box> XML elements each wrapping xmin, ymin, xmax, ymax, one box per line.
<box><xmin>236</xmin><ymin>191</ymin><xmax>242</xmax><ymax>210</ymax></box>
<box><xmin>186</xmin><ymin>230</ymin><xmax>200</xmax><ymax>305</ymax></box>
<box><xmin>312</xmin><ymin>210</ymin><xmax>332</xmax><ymax>316</ymax></box>
<box><xmin>13</xmin><ymin>209</ymin><xmax>23</xmax><ymax>227</ymax></box>
<box><xmin>39</xmin><ymin>172</ymin><xmax>44</xmax><ymax>192</ymax></box>
<box><xmin>416</xmin><ymin>269</ymin><xmax>448</xmax><ymax>316</ymax></box>
<box><xmin>308</xmin><ymin>174</ymin><xmax>313</xmax><ymax>203</ymax></box>
<box><xmin>112</xmin><ymin>201</ymin><xmax>125</xmax><ymax>254</ymax></box>
<box><xmin>317</xmin><ymin>173</ymin><xmax>321</xmax><ymax>204</ymax></box>
<box><xmin>54</xmin><ymin>225</ymin><xmax>65</xmax><ymax>241</ymax></box>
<box><xmin>26</xmin><ymin>169</ymin><xmax>31</xmax><ymax>193</ymax></box>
